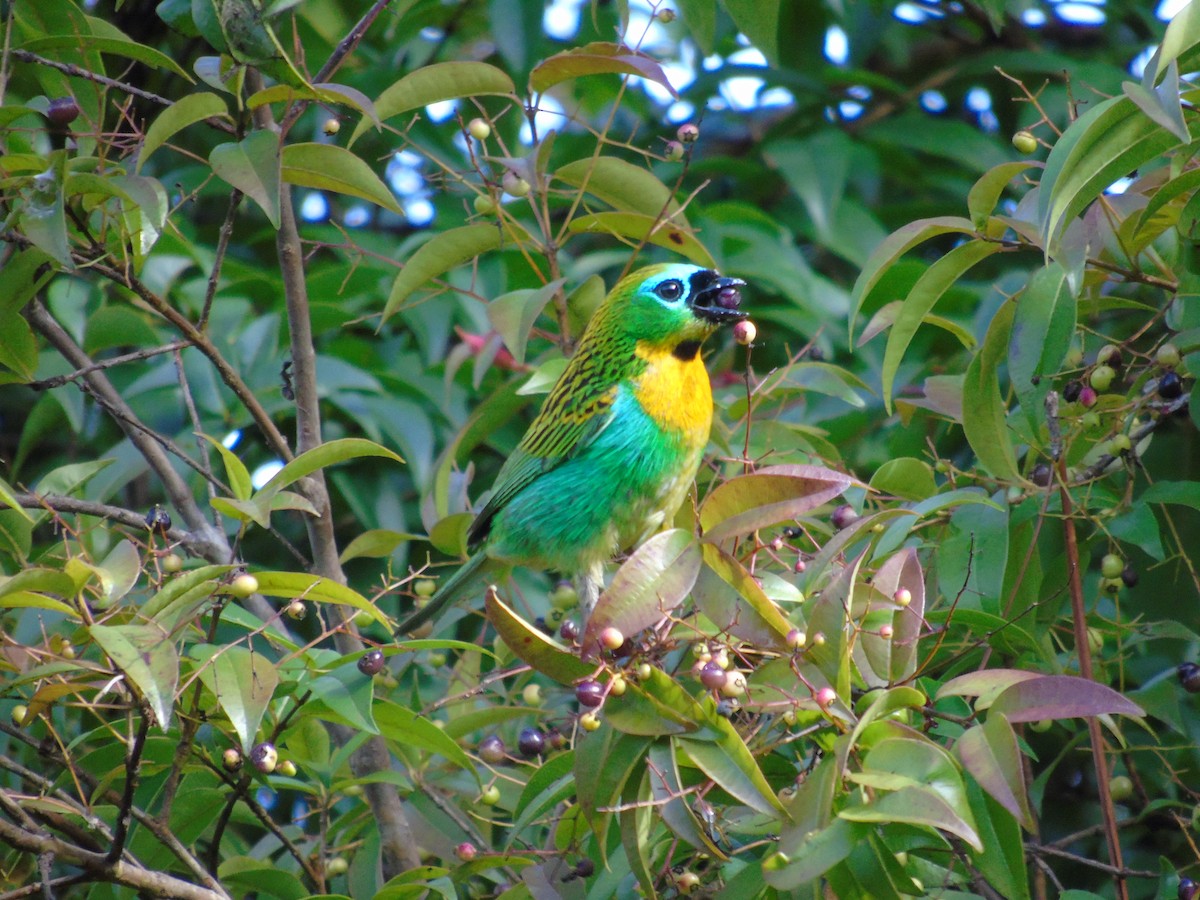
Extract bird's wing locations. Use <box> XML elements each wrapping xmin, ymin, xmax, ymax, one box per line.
<box><xmin>466</xmin><ymin>373</ymin><xmax>618</xmax><ymax>545</ymax></box>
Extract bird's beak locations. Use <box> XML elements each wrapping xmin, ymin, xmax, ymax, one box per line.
<box><xmin>689</xmin><ymin>274</ymin><xmax>748</xmax><ymax>324</ymax></box>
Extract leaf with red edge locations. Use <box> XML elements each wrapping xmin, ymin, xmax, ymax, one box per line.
<box><xmin>486</xmin><ymin>588</ymin><xmax>592</xmax><ymax>684</ymax></box>
<box><xmin>699</xmin><ymin>465</ymin><xmax>856</xmax><ymax>543</ymax></box>
<box><xmin>990</xmin><ymin>675</ymin><xmax>1144</xmax><ymax>722</ymax></box>
<box><xmin>530</xmin><ymin>42</ymin><xmax>677</xmax><ymax>98</ymax></box>
<box><xmin>582</xmin><ymin>529</ymin><xmax>700</xmax><ymax>658</ymax></box>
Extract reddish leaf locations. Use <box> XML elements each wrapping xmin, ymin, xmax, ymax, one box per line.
<box><xmin>530</xmin><ymin>42</ymin><xmax>677</xmax><ymax>98</ymax></box>
<box><xmin>990</xmin><ymin>675</ymin><xmax>1144</xmax><ymax>722</ymax></box>
<box><xmin>485</xmin><ymin>588</ymin><xmax>592</xmax><ymax>685</ymax></box>
<box><xmin>699</xmin><ymin>465</ymin><xmax>855</xmax><ymax>543</ymax></box>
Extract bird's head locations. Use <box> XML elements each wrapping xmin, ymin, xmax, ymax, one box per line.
<box><xmin>599</xmin><ymin>264</ymin><xmax>747</xmax><ymax>356</ymax></box>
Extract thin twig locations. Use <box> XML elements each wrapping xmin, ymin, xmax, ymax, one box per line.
<box><xmin>27</xmin><ymin>341</ymin><xmax>189</xmax><ymax>390</ymax></box>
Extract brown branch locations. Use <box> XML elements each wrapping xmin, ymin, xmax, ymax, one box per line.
<box><xmin>1025</xmin><ymin>842</ymin><xmax>1158</xmax><ymax>879</ymax></box>
<box><xmin>26</xmin><ymin>340</ymin><xmax>189</xmax><ymax>390</ymax></box>
<box><xmin>0</xmin><ymin>818</ymin><xmax>228</xmax><ymax>900</ymax></box>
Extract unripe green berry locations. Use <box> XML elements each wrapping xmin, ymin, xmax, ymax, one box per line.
<box><xmin>1108</xmin><ymin>434</ymin><xmax>1131</xmax><ymax>455</ymax></box>
<box><xmin>322</xmin><ymin>118</ymin><xmax>340</xmax><ymax>136</ymax></box>
<box><xmin>522</xmin><ymin>683</ymin><xmax>543</xmax><ymax>707</ymax></box>
<box><xmin>325</xmin><ymin>857</ymin><xmax>349</xmax><ymax>876</ymax></box>
<box><xmin>579</xmin><ymin>711</ymin><xmax>601</xmax><ymax>731</ymax></box>
<box><xmin>467</xmin><ymin>118</ymin><xmax>491</xmax><ymax>140</ymax></box>
<box><xmin>11</xmin><ymin>704</ymin><xmax>29</xmax><ymax>727</ymax></box>
<box><xmin>1156</xmin><ymin>342</ymin><xmax>1182</xmax><ymax>369</ymax></box>
<box><xmin>414</xmin><ymin>579</ymin><xmax>437</xmax><ymax>597</ymax></box>
<box><xmin>161</xmin><ymin>553</ymin><xmax>184</xmax><ymax>573</ymax></box>
<box><xmin>229</xmin><ymin>573</ymin><xmax>258</xmax><ymax>598</ymax></box>
<box><xmin>1090</xmin><ymin>365</ymin><xmax>1116</xmax><ymax>392</ymax></box>
<box><xmin>502</xmin><ymin>171</ymin><xmax>530</xmax><ymax>197</ymax></box>
<box><xmin>1101</xmin><ymin>553</ymin><xmax>1124</xmax><ymax>579</ymax></box>
<box><xmin>665</xmin><ymin>140</ymin><xmax>684</xmax><ymax>161</ymax></box>
<box><xmin>1108</xmin><ymin>774</ymin><xmax>1134</xmax><ymax>802</ymax></box>
<box><xmin>277</xmin><ymin>759</ymin><xmax>297</xmax><ymax>777</ymax></box>
<box><xmin>473</xmin><ymin>194</ymin><xmax>497</xmax><ymax>216</ymax></box>
<box><xmin>1011</xmin><ymin>130</ymin><xmax>1037</xmax><ymax>154</ymax></box>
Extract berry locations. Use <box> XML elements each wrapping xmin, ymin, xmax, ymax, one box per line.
<box><xmin>1078</xmin><ymin>385</ymin><xmax>1098</xmax><ymax>408</ymax></box>
<box><xmin>322</xmin><ymin>118</ymin><xmax>340</xmax><ymax>136</ymax></box>
<box><xmin>1101</xmin><ymin>554</ymin><xmax>1124</xmax><ymax>579</ymax></box>
<box><xmin>286</xmin><ymin>600</ymin><xmax>306</xmax><ymax>620</ymax></box>
<box><xmin>46</xmin><ymin>97</ymin><xmax>81</xmax><ymax>127</ymax></box>
<box><xmin>815</xmin><ymin>687</ymin><xmax>836</xmax><ymax>707</ymax></box>
<box><xmin>733</xmin><ymin>319</ymin><xmax>757</xmax><ymax>346</ymax></box>
<box><xmin>502</xmin><ymin>170</ymin><xmax>530</xmax><ymax>197</ymax></box>
<box><xmin>609</xmin><ymin>675</ymin><xmax>627</xmax><ymax>696</ymax></box>
<box><xmin>674</xmin><ymin>871</ymin><xmax>700</xmax><ymax>894</ymax></box>
<box><xmin>250</xmin><ymin>742</ymin><xmax>277</xmax><ymax>773</ymax></box>
<box><xmin>161</xmin><ymin>553</ymin><xmax>184</xmax><ymax>573</ymax></box>
<box><xmin>357</xmin><ymin>649</ymin><xmax>385</xmax><ymax>676</ymax></box>
<box><xmin>427</xmin><ymin>651</ymin><xmax>447</xmax><ymax>667</ymax></box>
<box><xmin>1096</xmin><ymin>344</ymin><xmax>1123</xmax><ymax>368</ymax></box>
<box><xmin>479</xmin><ymin>785</ymin><xmax>501</xmax><ymax>805</ymax></box>
<box><xmin>1179</xmin><ymin>662</ymin><xmax>1200</xmax><ymax>693</ymax></box>
<box><xmin>550</xmin><ymin>582</ymin><xmax>578</xmax><ymax>610</ymax></box>
<box><xmin>455</xmin><ymin>842</ymin><xmax>477</xmax><ymax>861</ymax></box>
<box><xmin>664</xmin><ymin>140</ymin><xmax>684</xmax><ymax>161</ymax></box>
<box><xmin>1086</xmin><ymin>626</ymin><xmax>1104</xmax><ymax>655</ymax></box>
<box><xmin>636</xmin><ymin>663</ymin><xmax>653</xmax><ymax>680</ymax></box>
<box><xmin>325</xmin><ymin>857</ymin><xmax>349</xmax><ymax>876</ymax></box>
<box><xmin>11</xmin><ymin>704</ymin><xmax>29</xmax><ymax>727</ymax></box>
<box><xmin>229</xmin><ymin>573</ymin><xmax>258</xmax><ymax>598</ymax></box>
<box><xmin>145</xmin><ymin>506</ymin><xmax>172</xmax><ymax>534</ymax></box>
<box><xmin>573</xmin><ymin>858</ymin><xmax>595</xmax><ymax>878</ymax></box>
<box><xmin>575</xmin><ymin>680</ymin><xmax>604</xmax><ymax>708</ymax></box>
<box><xmin>1108</xmin><ymin>774</ymin><xmax>1134</xmax><ymax>802</ymax></box>
<box><xmin>478</xmin><ymin>735</ymin><xmax>506</xmax><ymax>764</ymax></box>
<box><xmin>277</xmin><ymin>759</ymin><xmax>297</xmax><ymax>777</ymax></box>
<box><xmin>715</xmin><ymin>699</ymin><xmax>736</xmax><ymax>717</ymax></box>
<box><xmin>1011</xmin><ymin>130</ymin><xmax>1037</xmax><ymax>154</ymax></box>
<box><xmin>598</xmin><ymin>626</ymin><xmax>625</xmax><ymax>651</ymax></box>
<box><xmin>676</xmin><ymin>123</ymin><xmax>699</xmax><ymax>143</ymax></box>
<box><xmin>879</xmin><ymin>624</ymin><xmax>894</xmax><ymax>639</ymax></box>
<box><xmin>1030</xmin><ymin>463</ymin><xmax>1053</xmax><ymax>487</ymax></box>
<box><xmin>473</xmin><ymin>194</ymin><xmax>497</xmax><ymax>216</ymax></box>
<box><xmin>579</xmin><ymin>711</ymin><xmax>601</xmax><ymax>731</ymax></box>
<box><xmin>558</xmin><ymin>619</ymin><xmax>580</xmax><ymax>642</ymax></box>
<box><xmin>1108</xmin><ymin>434</ymin><xmax>1131</xmax><ymax>455</ymax></box>
<box><xmin>1121</xmin><ymin>564</ymin><xmax>1139</xmax><ymax>588</ymax></box>
<box><xmin>893</xmin><ymin>588</ymin><xmax>912</xmax><ymax>607</ymax></box>
<box><xmin>811</xmin><ymin>632</ymin><xmax>826</xmax><ymax>647</ymax></box>
<box><xmin>1181</xmin><ymin>877</ymin><xmax>1199</xmax><ymax>900</ymax></box>
<box><xmin>517</xmin><ymin>727</ymin><xmax>545</xmax><ymax>758</ymax></box>
<box><xmin>1159</xmin><ymin>371</ymin><xmax>1184</xmax><ymax>400</ymax></box>
<box><xmin>786</xmin><ymin>628</ymin><xmax>806</xmax><ymax>649</ymax></box>
<box><xmin>414</xmin><ymin>579</ymin><xmax>437</xmax><ymax>597</ymax></box>
<box><xmin>467</xmin><ymin>118</ymin><xmax>491</xmax><ymax>140</ymax></box>
<box><xmin>720</xmin><ymin>670</ymin><xmax>747</xmax><ymax>698</ymax></box>
<box><xmin>656</xmin><ymin>8</ymin><xmax>677</xmax><ymax>22</ymax></box>
<box><xmin>1157</xmin><ymin>343</ymin><xmax>1182</xmax><ymax>369</ymax></box>
<box><xmin>222</xmin><ymin>747</ymin><xmax>243</xmax><ymax>771</ymax></box>
<box><xmin>1062</xmin><ymin>380</ymin><xmax>1082</xmax><ymax>403</ymax></box>
<box><xmin>1028</xmin><ymin>719</ymin><xmax>1053</xmax><ymax>732</ymax></box>
<box><xmin>699</xmin><ymin>661</ymin><xmax>728</xmax><ymax>691</ymax></box>
<box><xmin>831</xmin><ymin>504</ymin><xmax>859</xmax><ymax>530</ymax></box>
<box><xmin>1090</xmin><ymin>365</ymin><xmax>1116</xmax><ymax>392</ymax></box>
<box><xmin>522</xmin><ymin>683</ymin><xmax>544</xmax><ymax>707</ymax></box>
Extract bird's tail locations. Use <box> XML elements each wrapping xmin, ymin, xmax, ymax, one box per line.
<box><xmin>394</xmin><ymin>551</ymin><xmax>494</xmax><ymax>637</ymax></box>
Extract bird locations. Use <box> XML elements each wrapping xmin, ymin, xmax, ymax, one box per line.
<box><xmin>396</xmin><ymin>263</ymin><xmax>747</xmax><ymax>635</ymax></box>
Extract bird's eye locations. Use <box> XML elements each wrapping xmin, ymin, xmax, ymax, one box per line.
<box><xmin>654</xmin><ymin>279</ymin><xmax>685</xmax><ymax>302</ymax></box>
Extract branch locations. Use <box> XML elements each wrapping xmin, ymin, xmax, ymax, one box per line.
<box><xmin>0</xmin><ymin>818</ymin><xmax>229</xmax><ymax>900</ymax></box>
<box><xmin>26</xmin><ymin>340</ymin><xmax>189</xmax><ymax>390</ymax></box>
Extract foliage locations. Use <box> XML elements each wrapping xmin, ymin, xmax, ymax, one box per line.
<box><xmin>1</xmin><ymin>0</ymin><xmax>1199</xmax><ymax>898</ymax></box>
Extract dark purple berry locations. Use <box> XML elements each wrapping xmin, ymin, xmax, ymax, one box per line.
<box><xmin>715</xmin><ymin>699</ymin><xmax>735</xmax><ymax>717</ymax></box>
<box><xmin>534</xmin><ymin>616</ymin><xmax>554</xmax><ymax>636</ymax></box>
<box><xmin>1179</xmin><ymin>662</ymin><xmax>1200</xmax><ymax>694</ymax></box>
<box><xmin>575</xmin><ymin>680</ymin><xmax>604</xmax><ymax>708</ymax></box>
<box><xmin>1159</xmin><ymin>371</ymin><xmax>1184</xmax><ymax>400</ymax></box>
<box><xmin>831</xmin><ymin>504</ymin><xmax>859</xmax><ymax>530</ymax></box>
<box><xmin>1030</xmin><ymin>463</ymin><xmax>1053</xmax><ymax>487</ymax></box>
<box><xmin>1180</xmin><ymin>877</ymin><xmax>1198</xmax><ymax>900</ymax></box>
<box><xmin>1062</xmin><ymin>380</ymin><xmax>1082</xmax><ymax>403</ymax></box>
<box><xmin>517</xmin><ymin>727</ymin><xmax>544</xmax><ymax>758</ymax></box>
<box><xmin>46</xmin><ymin>97</ymin><xmax>81</xmax><ymax>127</ymax></box>
<box><xmin>716</xmin><ymin>286</ymin><xmax>741</xmax><ymax>309</ymax></box>
<box><xmin>357</xmin><ymin>649</ymin><xmax>385</xmax><ymax>676</ymax></box>
<box><xmin>558</xmin><ymin>619</ymin><xmax>580</xmax><ymax>642</ymax></box>
<box><xmin>699</xmin><ymin>661</ymin><xmax>728</xmax><ymax>691</ymax></box>
<box><xmin>145</xmin><ymin>505</ymin><xmax>172</xmax><ymax>534</ymax></box>
<box><xmin>574</xmin><ymin>859</ymin><xmax>595</xmax><ymax>878</ymax></box>
<box><xmin>547</xmin><ymin>727</ymin><xmax>568</xmax><ymax>750</ymax></box>
<box><xmin>1121</xmin><ymin>565</ymin><xmax>1138</xmax><ymax>588</ymax></box>
<box><xmin>478</xmin><ymin>734</ymin><xmax>506</xmax><ymax>763</ymax></box>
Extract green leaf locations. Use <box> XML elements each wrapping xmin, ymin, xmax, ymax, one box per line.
<box><xmin>699</xmin><ymin>464</ymin><xmax>855</xmax><ymax>542</ymax></box>
<box><xmin>962</xmin><ymin>300</ymin><xmax>1019</xmax><ymax>481</ymax></box>
<box><xmin>23</xmin><ymin>31</ymin><xmax>190</xmax><ymax>78</ymax></box>
<box><xmin>1141</xmin><ymin>480</ymin><xmax>1200</xmax><ymax>511</ymax></box>
<box><xmin>604</xmin><ymin>677</ymin><xmax>696</xmax><ymax>737</ymax></box>
<box><xmin>247</xmin><ymin>82</ymin><xmax>378</xmax><ymax>123</ymax></box>
<box><xmin>0</xmin><ymin>310</ymin><xmax>37</xmax><ymax>381</ymax></box>
<box><xmin>555</xmin><ymin>157</ymin><xmax>685</xmax><ymax>224</ymax></box>
<box><xmin>722</xmin><ymin>0</ymin><xmax>780</xmax><ymax>66</ymax></box>
<box><xmin>1039</xmin><ymin>95</ymin><xmax>1179</xmax><ymax>251</ymax></box>
<box><xmin>881</xmin><ymin>239</ymin><xmax>1003</xmax><ymax>412</ymax></box>
<box><xmin>487</xmin><ymin>279</ymin><xmax>563</xmax><ymax>365</ymax></box>
<box><xmin>139</xmin><ymin>92</ymin><xmax>229</xmax><ymax>171</ymax></box>
<box><xmin>956</xmin><ymin>715</ymin><xmax>1035</xmax><ymax>830</ymax></box>
<box><xmin>678</xmin><ymin>729</ymin><xmax>787</xmax><ymax>819</ymax></box>
<box><xmin>485</xmin><ymin>589</ymin><xmax>593</xmax><ymax>684</ymax></box>
<box><xmin>253</xmin><ymin>571</ymin><xmax>390</xmax><ymax>628</ymax></box>
<box><xmin>508</xmin><ymin>751</ymin><xmax>577</xmax><ymax>848</ymax></box>
<box><xmin>281</xmin><ymin>142</ymin><xmax>402</xmax><ymax>214</ymax></box>
<box><xmin>210</xmin><ymin>130</ymin><xmax>281</xmax><ymax>227</ymax></box>
<box><xmin>967</xmin><ymin>161</ymin><xmax>1038</xmax><ymax>230</ymax></box>
<box><xmin>693</xmin><ymin>543</ymin><xmax>794</xmax><ymax>650</ymax></box>
<box><xmin>1151</xmin><ymin>0</ymin><xmax>1200</xmax><ymax>86</ymax></box>
<box><xmin>677</xmin><ymin>0</ymin><xmax>716</xmax><ymax>53</ymax></box>
<box><xmin>351</xmin><ymin>61</ymin><xmax>515</xmax><ymax>145</ymax></box>
<box><xmin>841</xmin><ymin>784</ymin><xmax>981</xmax><ymax>851</ymax></box>
<box><xmin>582</xmin><ymin>529</ymin><xmax>701</xmax><ymax>657</ymax></box>
<box><xmin>530</xmin><ymin>42</ymin><xmax>677</xmax><ymax>97</ymax></box>
<box><xmin>144</xmin><ymin>565</ymin><xmax>231</xmax><ymax>630</ymax></box>
<box><xmin>566</xmin><ymin>212</ymin><xmax>715</xmax><ymax>267</ymax></box>
<box><xmin>764</xmin><ymin>816</ymin><xmax>864</xmax><ymax>889</ymax></box>
<box><xmin>19</xmin><ymin>155</ymin><xmax>71</xmax><ymax>268</ymax></box>
<box><xmin>199</xmin><ymin>433</ymin><xmax>253</xmax><ymax>500</ymax></box>
<box><xmin>646</xmin><ymin>741</ymin><xmax>726</xmax><ymax>856</ymax></box>
<box><xmin>868</xmin><ymin>457</ymin><xmax>937</xmax><ymax>502</ymax></box>
<box><xmin>1124</xmin><ymin>73</ymin><xmax>1191</xmax><ymax>143</ymax></box>
<box><xmin>259</xmin><ymin>438</ymin><xmax>402</xmax><ymax>506</ymax></box>
<box><xmin>382</xmin><ymin>224</ymin><xmax>507</xmax><ymax>322</ymax></box>
<box><xmin>193</xmin><ymin>644</ymin><xmax>278</xmax><ymax>751</ymax></box>
<box><xmin>339</xmin><ymin>529</ymin><xmax>425</xmax><ymax>563</ymax></box>
<box><xmin>374</xmin><ymin>700</ymin><xmax>477</xmax><ymax>777</ymax></box>
<box><xmin>89</xmin><ymin>538</ymin><xmax>140</xmax><ymax>608</ymax></box>
<box><xmin>90</xmin><ymin>623</ymin><xmax>178</xmax><ymax>730</ymax></box>
<box><xmin>849</xmin><ymin>216</ymin><xmax>976</xmax><ymax>338</ymax></box>
<box><xmin>307</xmin><ymin>658</ymin><xmax>378</xmax><ymax>733</ymax></box>
<box><xmin>1010</xmin><ymin>263</ymin><xmax>1075</xmax><ymax>438</ymax></box>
